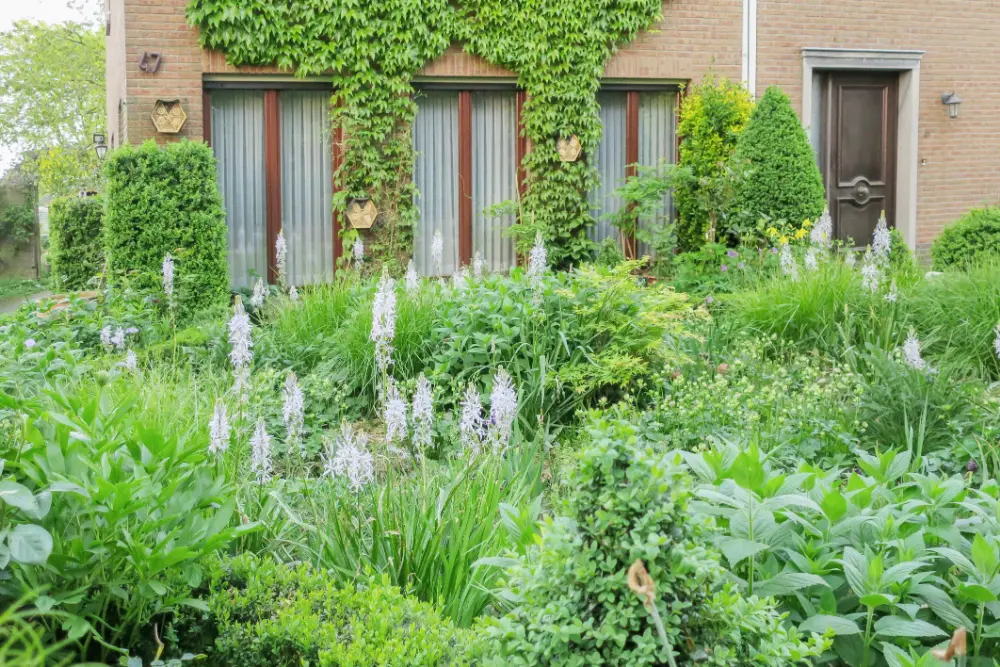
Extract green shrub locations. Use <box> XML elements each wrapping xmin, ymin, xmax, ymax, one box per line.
<box><xmin>904</xmin><ymin>260</ymin><xmax>1000</xmax><ymax>381</ymax></box>
<box><xmin>674</xmin><ymin>75</ymin><xmax>753</xmax><ymax>251</ymax></box>
<box><xmin>104</xmin><ymin>140</ymin><xmax>229</xmax><ymax>317</ymax></box>
<box><xmin>731</xmin><ymin>86</ymin><xmax>826</xmax><ymax>239</ymax></box>
<box><xmin>48</xmin><ymin>196</ymin><xmax>104</xmax><ymax>290</ymax></box>
<box><xmin>931</xmin><ymin>206</ymin><xmax>1000</xmax><ymax>270</ymax></box>
<box><xmin>172</xmin><ymin>554</ymin><xmax>478</xmax><ymax>666</ymax></box>
<box><xmin>480</xmin><ymin>416</ymin><xmax>825</xmax><ymax>666</ymax></box>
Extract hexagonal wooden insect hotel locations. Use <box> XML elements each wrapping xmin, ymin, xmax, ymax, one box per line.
<box><xmin>151</xmin><ymin>100</ymin><xmax>187</xmax><ymax>134</ymax></box>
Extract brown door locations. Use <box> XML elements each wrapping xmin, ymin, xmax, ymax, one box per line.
<box><xmin>822</xmin><ymin>72</ymin><xmax>898</xmax><ymax>245</ymax></box>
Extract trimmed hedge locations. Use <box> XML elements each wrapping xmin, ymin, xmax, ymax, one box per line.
<box><xmin>674</xmin><ymin>75</ymin><xmax>753</xmax><ymax>251</ymax></box>
<box><xmin>931</xmin><ymin>206</ymin><xmax>1000</xmax><ymax>270</ymax></box>
<box><xmin>104</xmin><ymin>140</ymin><xmax>228</xmax><ymax>317</ymax></box>
<box><xmin>172</xmin><ymin>555</ymin><xmax>477</xmax><ymax>666</ymax></box>
<box><xmin>732</xmin><ymin>86</ymin><xmax>826</xmax><ymax>232</ymax></box>
<box><xmin>48</xmin><ymin>196</ymin><xmax>104</xmax><ymax>290</ymax></box>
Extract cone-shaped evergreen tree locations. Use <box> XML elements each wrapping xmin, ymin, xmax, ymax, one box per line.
<box><xmin>732</xmin><ymin>86</ymin><xmax>826</xmax><ymax>230</ymax></box>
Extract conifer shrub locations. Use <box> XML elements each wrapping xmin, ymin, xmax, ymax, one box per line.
<box><xmin>479</xmin><ymin>415</ymin><xmax>826</xmax><ymax>666</ymax></box>
<box><xmin>731</xmin><ymin>86</ymin><xmax>826</xmax><ymax>240</ymax></box>
<box><xmin>931</xmin><ymin>206</ymin><xmax>1000</xmax><ymax>270</ymax></box>
<box><xmin>48</xmin><ymin>195</ymin><xmax>104</xmax><ymax>290</ymax></box>
<box><xmin>674</xmin><ymin>75</ymin><xmax>753</xmax><ymax>251</ymax></box>
<box><xmin>103</xmin><ymin>140</ymin><xmax>229</xmax><ymax>317</ymax></box>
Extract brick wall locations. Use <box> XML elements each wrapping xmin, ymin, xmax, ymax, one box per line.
<box><xmin>105</xmin><ymin>0</ymin><xmax>126</xmax><ymax>147</ymax></box>
<box><xmin>756</xmin><ymin>0</ymin><xmax>1000</xmax><ymax>250</ymax></box>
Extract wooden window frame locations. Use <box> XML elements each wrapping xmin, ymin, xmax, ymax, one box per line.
<box><xmin>204</xmin><ymin>83</ymin><xmax>341</xmax><ymax>282</ymax></box>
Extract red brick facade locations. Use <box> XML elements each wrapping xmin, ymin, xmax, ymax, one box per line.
<box><xmin>106</xmin><ymin>0</ymin><xmax>1000</xmax><ymax>251</ymax></box>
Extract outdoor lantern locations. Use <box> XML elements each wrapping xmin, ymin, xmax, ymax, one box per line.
<box><xmin>941</xmin><ymin>92</ymin><xmax>962</xmax><ymax>119</ymax></box>
<box><xmin>93</xmin><ymin>131</ymin><xmax>108</xmax><ymax>161</ymax></box>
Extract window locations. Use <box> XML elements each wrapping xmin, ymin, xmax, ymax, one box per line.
<box><xmin>413</xmin><ymin>89</ymin><xmax>520</xmax><ymax>276</ymax></box>
<box><xmin>589</xmin><ymin>89</ymin><xmax>677</xmax><ymax>257</ymax></box>
<box><xmin>208</xmin><ymin>86</ymin><xmax>336</xmax><ymax>289</ymax></box>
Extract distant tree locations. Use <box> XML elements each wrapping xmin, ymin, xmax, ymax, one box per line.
<box><xmin>0</xmin><ymin>19</ymin><xmax>104</xmax><ymax>196</ymax></box>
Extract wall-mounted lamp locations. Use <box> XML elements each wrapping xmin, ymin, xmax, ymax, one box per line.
<box><xmin>941</xmin><ymin>92</ymin><xmax>962</xmax><ymax>119</ymax></box>
<box><xmin>93</xmin><ymin>131</ymin><xmax>108</xmax><ymax>161</ymax></box>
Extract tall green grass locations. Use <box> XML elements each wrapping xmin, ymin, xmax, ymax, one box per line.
<box><xmin>904</xmin><ymin>261</ymin><xmax>1000</xmax><ymax>381</ymax></box>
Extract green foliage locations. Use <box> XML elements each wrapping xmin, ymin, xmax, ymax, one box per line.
<box><xmin>674</xmin><ymin>75</ymin><xmax>754</xmax><ymax>251</ymax></box>
<box><xmin>186</xmin><ymin>0</ymin><xmax>663</xmax><ymax>268</ymax></box>
<box><xmin>931</xmin><ymin>206</ymin><xmax>1000</xmax><ymax>270</ymax></box>
<box><xmin>610</xmin><ymin>159</ymin><xmax>678</xmax><ymax>262</ymax></box>
<box><xmin>104</xmin><ymin>141</ymin><xmax>229</xmax><ymax>318</ymax></box>
<box><xmin>48</xmin><ymin>196</ymin><xmax>104</xmax><ymax>290</ymax></box>
<box><xmin>686</xmin><ymin>443</ymin><xmax>1000</xmax><ymax>663</ymax></box>
<box><xmin>173</xmin><ymin>554</ymin><xmax>479</xmax><ymax>666</ymax></box>
<box><xmin>481</xmin><ymin>416</ymin><xmax>825</xmax><ymax>666</ymax></box>
<box><xmin>0</xmin><ymin>382</ymin><xmax>253</xmax><ymax>661</ymax></box>
<box><xmin>731</xmin><ymin>86</ymin><xmax>826</xmax><ymax>240</ymax></box>
<box><xmin>0</xmin><ymin>202</ymin><xmax>35</xmax><ymax>251</ymax></box>
<box><xmin>904</xmin><ymin>261</ymin><xmax>1000</xmax><ymax>381</ymax></box>
<box><xmin>0</xmin><ymin>20</ymin><xmax>104</xmax><ymax>196</ymax></box>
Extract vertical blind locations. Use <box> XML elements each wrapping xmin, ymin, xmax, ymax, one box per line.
<box><xmin>413</xmin><ymin>91</ymin><xmax>460</xmax><ymax>276</ymax></box>
<box><xmin>589</xmin><ymin>93</ymin><xmax>628</xmax><ymax>245</ymax></box>
<box><xmin>471</xmin><ymin>91</ymin><xmax>517</xmax><ymax>271</ymax></box>
<box><xmin>211</xmin><ymin>89</ymin><xmax>266</xmax><ymax>289</ymax></box>
<box><xmin>637</xmin><ymin>91</ymin><xmax>676</xmax><ymax>257</ymax></box>
<box><xmin>280</xmin><ymin>91</ymin><xmax>334</xmax><ymax>286</ymax></box>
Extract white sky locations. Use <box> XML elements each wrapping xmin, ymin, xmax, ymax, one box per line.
<box><xmin>0</xmin><ymin>0</ymin><xmax>93</xmax><ymax>32</ymax></box>
<box><xmin>0</xmin><ymin>0</ymin><xmax>100</xmax><ymax>176</ymax></box>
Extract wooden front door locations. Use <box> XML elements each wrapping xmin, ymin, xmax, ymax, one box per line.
<box><xmin>822</xmin><ymin>72</ymin><xmax>898</xmax><ymax>245</ymax></box>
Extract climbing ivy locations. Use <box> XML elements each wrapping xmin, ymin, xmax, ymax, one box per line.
<box><xmin>187</xmin><ymin>0</ymin><xmax>662</xmax><ymax>270</ymax></box>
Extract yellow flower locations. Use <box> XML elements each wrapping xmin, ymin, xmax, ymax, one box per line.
<box><xmin>779</xmin><ymin>235</ymin><xmax>789</xmax><ymax>245</ymax></box>
<box><xmin>794</xmin><ymin>228</ymin><xmax>807</xmax><ymax>240</ymax></box>
<box><xmin>766</xmin><ymin>227</ymin><xmax>778</xmax><ymax>237</ymax></box>
<box><xmin>803</xmin><ymin>218</ymin><xmax>813</xmax><ymax>228</ymax></box>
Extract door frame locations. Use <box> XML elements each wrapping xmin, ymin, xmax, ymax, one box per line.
<box><xmin>800</xmin><ymin>48</ymin><xmax>923</xmax><ymax>249</ymax></box>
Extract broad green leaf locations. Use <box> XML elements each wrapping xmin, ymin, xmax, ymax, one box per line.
<box><xmin>7</xmin><ymin>524</ymin><xmax>53</xmax><ymax>565</ymax></box>
<box><xmin>957</xmin><ymin>582</ymin><xmax>997</xmax><ymax>604</ymax></box>
<box><xmin>842</xmin><ymin>547</ymin><xmax>868</xmax><ymax>597</ymax></box>
<box><xmin>754</xmin><ymin>572</ymin><xmax>828</xmax><ymax>597</ymax></box>
<box><xmin>799</xmin><ymin>614</ymin><xmax>862</xmax><ymax>636</ymax></box>
<box><xmin>880</xmin><ymin>644</ymin><xmax>910</xmax><ymax>667</ymax></box>
<box><xmin>718</xmin><ymin>538</ymin><xmax>769</xmax><ymax>566</ymax></box>
<box><xmin>860</xmin><ymin>593</ymin><xmax>895</xmax><ymax>608</ymax></box>
<box><xmin>821</xmin><ymin>489</ymin><xmax>847</xmax><ymax>522</ymax></box>
<box><xmin>931</xmin><ymin>546</ymin><xmax>975</xmax><ymax>574</ymax></box>
<box><xmin>0</xmin><ymin>481</ymin><xmax>38</xmax><ymax>513</ymax></box>
<box><xmin>971</xmin><ymin>534</ymin><xmax>998</xmax><ymax>575</ymax></box>
<box><xmin>882</xmin><ymin>560</ymin><xmax>925</xmax><ymax>586</ymax></box>
<box><xmin>873</xmin><ymin>615</ymin><xmax>947</xmax><ymax>638</ymax></box>
<box><xmin>912</xmin><ymin>583</ymin><xmax>974</xmax><ymax>630</ymax></box>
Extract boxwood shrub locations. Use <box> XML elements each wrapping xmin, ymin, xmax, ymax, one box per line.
<box><xmin>171</xmin><ymin>554</ymin><xmax>478</xmax><ymax>666</ymax></box>
<box><xmin>48</xmin><ymin>195</ymin><xmax>104</xmax><ymax>290</ymax></box>
<box><xmin>731</xmin><ymin>86</ymin><xmax>826</xmax><ymax>236</ymax></box>
<box><xmin>931</xmin><ymin>206</ymin><xmax>1000</xmax><ymax>270</ymax></box>
<box><xmin>104</xmin><ymin>140</ymin><xmax>229</xmax><ymax>317</ymax></box>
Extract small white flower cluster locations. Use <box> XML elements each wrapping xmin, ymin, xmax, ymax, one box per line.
<box><xmin>452</xmin><ymin>266</ymin><xmax>469</xmax><ymax>291</ymax></box>
<box><xmin>251</xmin><ymin>278</ymin><xmax>267</xmax><ymax>309</ymax></box>
<box><xmin>431</xmin><ymin>229</ymin><xmax>444</xmax><ymax>275</ymax></box>
<box><xmin>383</xmin><ymin>380</ymin><xmax>408</xmax><ymax>444</ymax></box>
<box><xmin>229</xmin><ymin>297</ymin><xmax>254</xmax><ymax>400</ymax></box>
<box><xmin>901</xmin><ymin>331</ymin><xmax>933</xmax><ymax>373</ymax></box>
<box><xmin>459</xmin><ymin>368</ymin><xmax>519</xmax><ymax>457</ymax></box>
<box><xmin>250</xmin><ymin>418</ymin><xmax>272</xmax><ymax>484</ymax></box>
<box><xmin>810</xmin><ymin>209</ymin><xmax>833</xmax><ymax>249</ymax></box>
<box><xmin>101</xmin><ymin>325</ymin><xmax>139</xmax><ymax>352</ymax></box>
<box><xmin>209</xmin><ymin>399</ymin><xmax>230</xmax><ymax>455</ymax></box>
<box><xmin>162</xmin><ymin>253</ymin><xmax>175</xmax><ymax>299</ymax></box>
<box><xmin>995</xmin><ymin>323</ymin><xmax>1000</xmax><ymax>360</ymax></box>
<box><xmin>117</xmin><ymin>349</ymin><xmax>138</xmax><ymax>372</ymax></box>
<box><xmin>353</xmin><ymin>237</ymin><xmax>365</xmax><ymax>267</ymax></box>
<box><xmin>289</xmin><ymin>285</ymin><xmax>299</xmax><ymax>303</ymax></box>
<box><xmin>861</xmin><ymin>214</ymin><xmax>892</xmax><ymax>294</ymax></box>
<box><xmin>405</xmin><ymin>260</ymin><xmax>419</xmax><ymax>293</ymax></box>
<box><xmin>527</xmin><ymin>233</ymin><xmax>547</xmax><ymax>283</ymax></box>
<box><xmin>779</xmin><ymin>242</ymin><xmax>799</xmax><ymax>281</ymax></box>
<box><xmin>885</xmin><ymin>279</ymin><xmax>899</xmax><ymax>304</ymax></box>
<box><xmin>275</xmin><ymin>229</ymin><xmax>288</xmax><ymax>288</ymax></box>
<box><xmin>282</xmin><ymin>371</ymin><xmax>305</xmax><ymax>455</ymax></box>
<box><xmin>411</xmin><ymin>373</ymin><xmax>434</xmax><ymax>453</ymax></box>
<box><xmin>804</xmin><ymin>247</ymin><xmax>819</xmax><ymax>273</ymax></box>
<box><xmin>371</xmin><ymin>274</ymin><xmax>397</xmax><ymax>374</ymax></box>
<box><xmin>324</xmin><ymin>422</ymin><xmax>374</xmax><ymax>491</ymax></box>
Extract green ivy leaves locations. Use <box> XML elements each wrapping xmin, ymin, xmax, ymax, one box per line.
<box><xmin>187</xmin><ymin>0</ymin><xmax>662</xmax><ymax>269</ymax></box>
